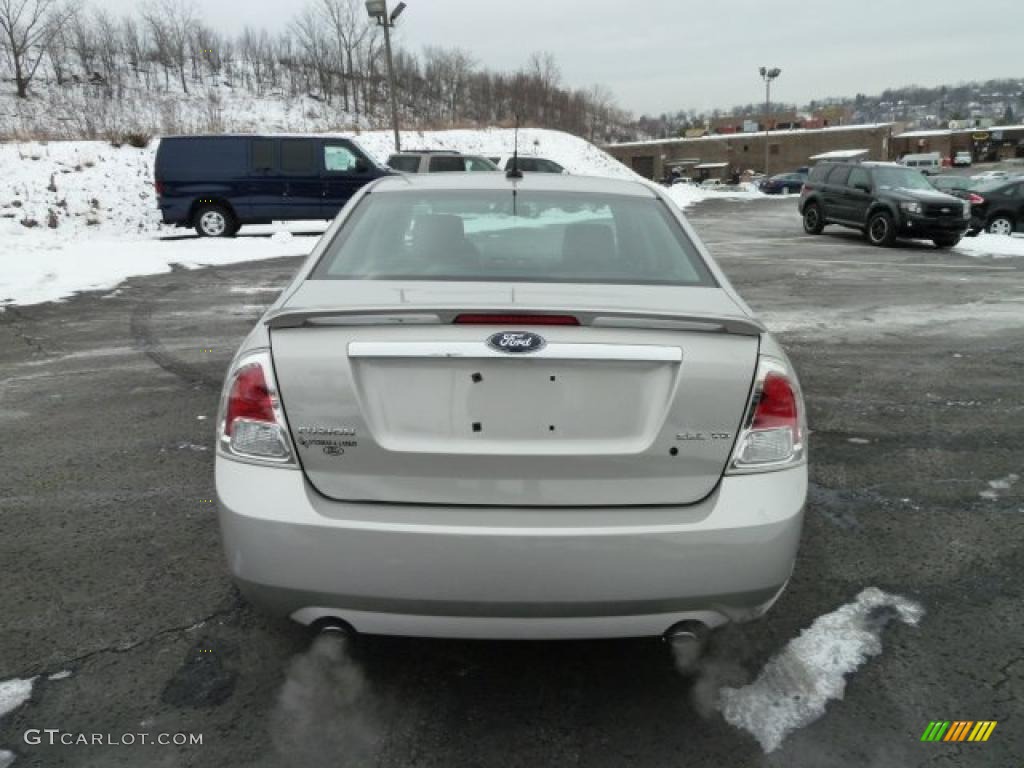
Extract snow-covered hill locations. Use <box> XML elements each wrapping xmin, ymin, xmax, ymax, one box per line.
<box><xmin>0</xmin><ymin>127</ymin><xmax>666</xmax><ymax>306</ymax></box>
<box><xmin>0</xmin><ymin>128</ymin><xmax>643</xmax><ymax>241</ymax></box>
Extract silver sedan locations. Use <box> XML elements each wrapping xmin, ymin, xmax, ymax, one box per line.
<box><xmin>215</xmin><ymin>172</ymin><xmax>807</xmax><ymax>640</ymax></box>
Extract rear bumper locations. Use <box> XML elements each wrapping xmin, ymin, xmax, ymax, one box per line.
<box><xmin>215</xmin><ymin>458</ymin><xmax>806</xmax><ymax>639</ymax></box>
<box><xmin>158</xmin><ymin>199</ymin><xmax>190</xmax><ymax>226</ymax></box>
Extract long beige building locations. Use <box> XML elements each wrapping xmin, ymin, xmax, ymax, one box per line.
<box><xmin>605</xmin><ymin>124</ymin><xmax>895</xmax><ymax>180</ymax></box>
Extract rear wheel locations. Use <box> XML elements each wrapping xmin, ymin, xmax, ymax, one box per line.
<box><xmin>987</xmin><ymin>216</ymin><xmax>1014</xmax><ymax>236</ymax></box>
<box><xmin>802</xmin><ymin>203</ymin><xmax>824</xmax><ymax>234</ymax></box>
<box><xmin>866</xmin><ymin>211</ymin><xmax>896</xmax><ymax>247</ymax></box>
<box><xmin>194</xmin><ymin>204</ymin><xmax>236</xmax><ymax>238</ymax></box>
<box><xmin>933</xmin><ymin>235</ymin><xmax>961</xmax><ymax>249</ymax></box>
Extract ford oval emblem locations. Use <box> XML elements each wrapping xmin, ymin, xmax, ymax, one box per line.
<box><xmin>486</xmin><ymin>331</ymin><xmax>546</xmax><ymax>354</ymax></box>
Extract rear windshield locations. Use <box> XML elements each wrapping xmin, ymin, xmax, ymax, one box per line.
<box><xmin>311</xmin><ymin>190</ymin><xmax>716</xmax><ymax>286</ymax></box>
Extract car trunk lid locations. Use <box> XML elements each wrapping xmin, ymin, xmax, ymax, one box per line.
<box><xmin>269</xmin><ymin>281</ymin><xmax>760</xmax><ymax>507</ymax></box>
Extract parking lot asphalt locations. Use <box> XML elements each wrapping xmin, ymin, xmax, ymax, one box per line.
<box><xmin>1</xmin><ymin>198</ymin><xmax>1021</xmax><ymax>767</ymax></box>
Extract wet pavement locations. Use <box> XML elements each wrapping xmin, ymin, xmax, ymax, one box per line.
<box><xmin>0</xmin><ymin>197</ymin><xmax>1021</xmax><ymax>767</ymax></box>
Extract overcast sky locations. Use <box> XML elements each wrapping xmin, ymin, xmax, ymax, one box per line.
<box><xmin>101</xmin><ymin>0</ymin><xmax>1023</xmax><ymax>115</ymax></box>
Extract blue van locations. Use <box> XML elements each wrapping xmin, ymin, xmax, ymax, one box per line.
<box><xmin>154</xmin><ymin>135</ymin><xmax>392</xmax><ymax>237</ymax></box>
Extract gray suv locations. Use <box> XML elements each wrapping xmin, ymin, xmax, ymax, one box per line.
<box><xmin>798</xmin><ymin>161</ymin><xmax>970</xmax><ymax>248</ymax></box>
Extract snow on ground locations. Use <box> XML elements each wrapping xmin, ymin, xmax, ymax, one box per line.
<box><xmin>0</xmin><ymin>676</ymin><xmax>35</xmax><ymax>718</ymax></box>
<box><xmin>718</xmin><ymin>588</ymin><xmax>924</xmax><ymax>753</ymax></box>
<box><xmin>1</xmin><ymin>233</ymin><xmax>318</xmax><ymax>307</ymax></box>
<box><xmin>0</xmin><ymin>141</ymin><xmax>160</xmax><ymax>238</ymax></box>
<box><xmin>1</xmin><ymin>80</ymin><xmax>371</xmax><ymax>140</ymax></box>
<box><xmin>979</xmin><ymin>473</ymin><xmax>1019</xmax><ymax>500</ymax></box>
<box><xmin>664</xmin><ymin>181</ymin><xmax>766</xmax><ymax>208</ymax></box>
<box><xmin>0</xmin><ymin>129</ymin><xmax>767</xmax><ymax>306</ymax></box>
<box><xmin>955</xmin><ymin>232</ymin><xmax>1024</xmax><ymax>259</ymax></box>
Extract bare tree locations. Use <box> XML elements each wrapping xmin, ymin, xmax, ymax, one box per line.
<box><xmin>291</xmin><ymin>5</ymin><xmax>333</xmax><ymax>101</ymax></box>
<box><xmin>43</xmin><ymin>18</ymin><xmax>68</xmax><ymax>85</ymax></box>
<box><xmin>121</xmin><ymin>15</ymin><xmax>143</xmax><ymax>81</ymax></box>
<box><xmin>142</xmin><ymin>0</ymin><xmax>196</xmax><ymax>94</ymax></box>
<box><xmin>94</xmin><ymin>10</ymin><xmax>122</xmax><ymax>92</ymax></box>
<box><xmin>69</xmin><ymin>12</ymin><xmax>96</xmax><ymax>78</ymax></box>
<box><xmin>319</xmin><ymin>0</ymin><xmax>370</xmax><ymax>115</ymax></box>
<box><xmin>0</xmin><ymin>0</ymin><xmax>76</xmax><ymax>97</ymax></box>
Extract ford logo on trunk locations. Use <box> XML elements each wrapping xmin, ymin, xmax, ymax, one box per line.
<box><xmin>487</xmin><ymin>331</ymin><xmax>546</xmax><ymax>354</ymax></box>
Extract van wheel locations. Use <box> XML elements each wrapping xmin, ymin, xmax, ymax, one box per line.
<box><xmin>802</xmin><ymin>203</ymin><xmax>824</xmax><ymax>234</ymax></box>
<box><xmin>867</xmin><ymin>211</ymin><xmax>896</xmax><ymax>247</ymax></box>
<box><xmin>194</xmin><ymin>204</ymin><xmax>235</xmax><ymax>238</ymax></box>
<box><xmin>987</xmin><ymin>216</ymin><xmax>1014</xmax><ymax>236</ymax></box>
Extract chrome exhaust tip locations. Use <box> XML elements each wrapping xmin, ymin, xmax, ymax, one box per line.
<box><xmin>663</xmin><ymin>620</ymin><xmax>709</xmax><ymax>644</ymax></box>
<box><xmin>310</xmin><ymin>617</ymin><xmax>357</xmax><ymax>639</ymax></box>
<box><xmin>663</xmin><ymin>621</ymin><xmax>709</xmax><ymax>671</ymax></box>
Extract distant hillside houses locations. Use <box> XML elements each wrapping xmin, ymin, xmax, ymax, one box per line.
<box><xmin>624</xmin><ymin>78</ymin><xmax>1024</xmax><ymax>144</ymax></box>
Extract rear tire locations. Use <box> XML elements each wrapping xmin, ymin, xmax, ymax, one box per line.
<box><xmin>987</xmin><ymin>216</ymin><xmax>1014</xmax><ymax>236</ymax></box>
<box><xmin>802</xmin><ymin>203</ymin><xmax>824</xmax><ymax>234</ymax></box>
<box><xmin>867</xmin><ymin>211</ymin><xmax>897</xmax><ymax>247</ymax></box>
<box><xmin>194</xmin><ymin>204</ymin><xmax>235</xmax><ymax>238</ymax></box>
<box><xmin>933</xmin><ymin>235</ymin><xmax>961</xmax><ymax>249</ymax></box>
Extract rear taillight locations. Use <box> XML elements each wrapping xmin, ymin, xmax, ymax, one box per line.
<box><xmin>454</xmin><ymin>314</ymin><xmax>580</xmax><ymax>326</ymax></box>
<box><xmin>728</xmin><ymin>358</ymin><xmax>806</xmax><ymax>473</ymax></box>
<box><xmin>217</xmin><ymin>351</ymin><xmax>294</xmax><ymax>463</ymax></box>
<box><xmin>225</xmin><ymin>364</ymin><xmax>274</xmax><ymax>435</ymax></box>
<box><xmin>968</xmin><ymin>193</ymin><xmax>984</xmax><ymax>205</ymax></box>
<box><xmin>154</xmin><ymin>180</ymin><xmax>165</xmax><ymax>196</ymax></box>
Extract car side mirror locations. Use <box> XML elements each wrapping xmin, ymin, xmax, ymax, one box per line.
<box><xmin>855</xmin><ymin>183</ymin><xmax>871</xmax><ymax>194</ymax></box>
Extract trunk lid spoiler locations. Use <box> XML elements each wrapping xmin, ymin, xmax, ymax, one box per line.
<box><xmin>265</xmin><ymin>307</ymin><xmax>764</xmax><ymax>336</ymax></box>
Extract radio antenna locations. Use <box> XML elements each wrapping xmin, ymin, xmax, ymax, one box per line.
<box><xmin>506</xmin><ymin>114</ymin><xmax>523</xmax><ymax>180</ymax></box>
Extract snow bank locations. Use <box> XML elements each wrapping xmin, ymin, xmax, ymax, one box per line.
<box><xmin>955</xmin><ymin>232</ymin><xmax>1024</xmax><ymax>259</ymax></box>
<box><xmin>0</xmin><ymin>128</ymin><xmax>773</xmax><ymax>306</ymax></box>
<box><xmin>718</xmin><ymin>588</ymin><xmax>924</xmax><ymax>753</ymax></box>
<box><xmin>0</xmin><ymin>142</ymin><xmax>160</xmax><ymax>238</ymax></box>
<box><xmin>0</xmin><ymin>82</ymin><xmax>370</xmax><ymax>141</ymax></box>
<box><xmin>0</xmin><ymin>676</ymin><xmax>35</xmax><ymax>718</ymax></box>
<box><xmin>0</xmin><ymin>129</ymin><xmax>642</xmax><ymax>242</ymax></box>
<box><xmin>0</xmin><ymin>234</ymin><xmax>317</xmax><ymax>307</ymax></box>
<box><xmin>664</xmin><ymin>182</ymin><xmax>766</xmax><ymax>209</ymax></box>
<box><xmin>352</xmin><ymin>127</ymin><xmax>642</xmax><ymax>181</ymax></box>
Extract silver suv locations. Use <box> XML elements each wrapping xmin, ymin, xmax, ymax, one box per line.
<box><xmin>387</xmin><ymin>151</ymin><xmax>498</xmax><ymax>173</ymax></box>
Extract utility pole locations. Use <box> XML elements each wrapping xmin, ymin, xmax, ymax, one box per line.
<box><xmin>366</xmin><ymin>1</ymin><xmax>407</xmax><ymax>153</ymax></box>
<box><xmin>759</xmin><ymin>67</ymin><xmax>781</xmax><ymax>176</ymax></box>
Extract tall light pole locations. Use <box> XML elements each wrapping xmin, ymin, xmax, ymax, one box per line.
<box><xmin>366</xmin><ymin>0</ymin><xmax>406</xmax><ymax>153</ymax></box>
<box><xmin>759</xmin><ymin>66</ymin><xmax>781</xmax><ymax>176</ymax></box>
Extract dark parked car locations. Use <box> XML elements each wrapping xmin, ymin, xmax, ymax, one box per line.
<box><xmin>155</xmin><ymin>135</ymin><xmax>390</xmax><ymax>237</ymax></box>
<box><xmin>967</xmin><ymin>179</ymin><xmax>1024</xmax><ymax>236</ymax></box>
<box><xmin>799</xmin><ymin>161</ymin><xmax>970</xmax><ymax>248</ymax></box>
<box><xmin>929</xmin><ymin>174</ymin><xmax>978</xmax><ymax>201</ymax></box>
<box><xmin>759</xmin><ymin>171</ymin><xmax>807</xmax><ymax>194</ymax></box>
<box><xmin>488</xmin><ymin>156</ymin><xmax>567</xmax><ymax>174</ymax></box>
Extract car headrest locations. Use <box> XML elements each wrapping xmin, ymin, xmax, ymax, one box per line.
<box><xmin>562</xmin><ymin>221</ymin><xmax>617</xmax><ymax>269</ymax></box>
<box><xmin>413</xmin><ymin>214</ymin><xmax>466</xmax><ymax>256</ymax></box>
